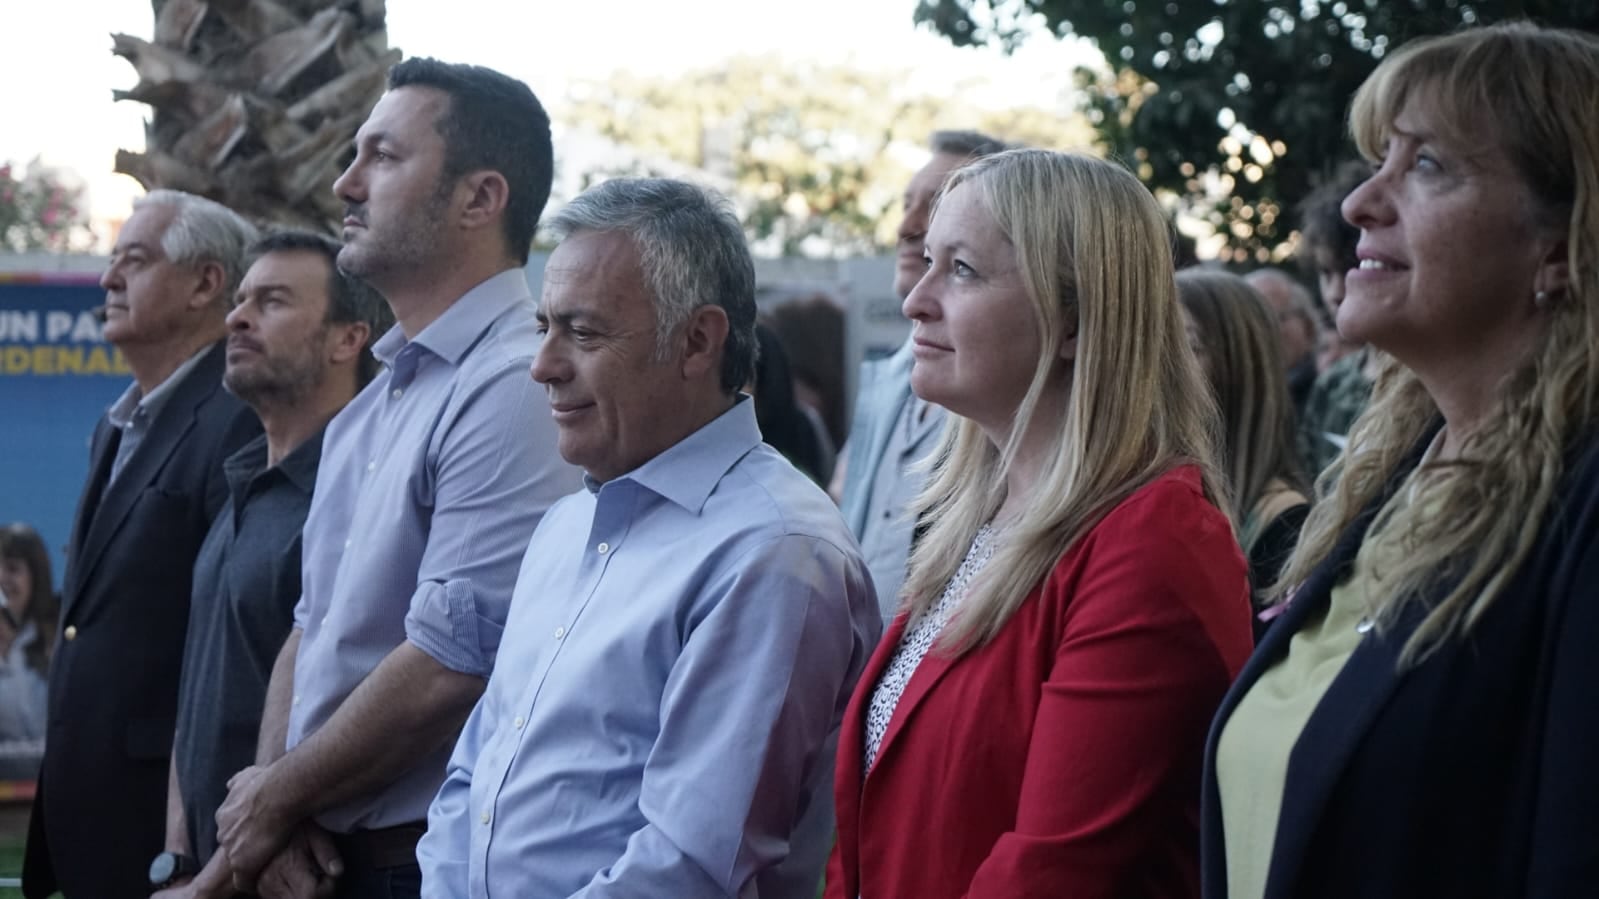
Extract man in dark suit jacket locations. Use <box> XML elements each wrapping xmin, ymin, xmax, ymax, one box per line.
<box><xmin>23</xmin><ymin>190</ymin><xmax>261</xmax><ymax>899</ymax></box>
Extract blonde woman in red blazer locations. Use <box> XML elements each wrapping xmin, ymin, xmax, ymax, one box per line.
<box><xmin>825</xmin><ymin>149</ymin><xmax>1254</xmax><ymax>899</ymax></box>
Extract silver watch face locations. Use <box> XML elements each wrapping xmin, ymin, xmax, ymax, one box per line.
<box><xmin>149</xmin><ymin>853</ymin><xmax>177</xmax><ymax>885</ymax></box>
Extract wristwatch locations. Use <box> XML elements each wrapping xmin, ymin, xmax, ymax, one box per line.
<box><xmin>148</xmin><ymin>851</ymin><xmax>200</xmax><ymax>889</ymax></box>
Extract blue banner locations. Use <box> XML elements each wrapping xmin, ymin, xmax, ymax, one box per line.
<box><xmin>0</xmin><ymin>273</ymin><xmax>129</xmax><ymax>586</ymax></box>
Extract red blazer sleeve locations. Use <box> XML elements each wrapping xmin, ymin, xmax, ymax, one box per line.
<box><xmin>962</xmin><ymin>478</ymin><xmax>1252</xmax><ymax>898</ymax></box>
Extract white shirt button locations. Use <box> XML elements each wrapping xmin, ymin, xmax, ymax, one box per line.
<box><xmin>367</xmin><ymin>459</ymin><xmax>376</xmax><ymax>472</ymax></box>
<box><xmin>391</xmin><ymin>388</ymin><xmax>403</xmax><ymax>399</ymax></box>
<box><xmin>596</xmin><ymin>542</ymin><xmax>610</xmax><ymax>554</ymax></box>
<box><xmin>554</xmin><ymin>626</ymin><xmax>566</xmax><ymax>639</ymax></box>
<box><xmin>513</xmin><ymin>716</ymin><xmax>525</xmax><ymax>729</ymax></box>
<box><xmin>292</xmin><ymin>695</ymin><xmax>301</xmax><ymax>706</ymax></box>
<box><xmin>480</xmin><ymin>811</ymin><xmax>490</xmax><ymax>825</ymax></box>
<box><xmin>344</xmin><ymin>538</ymin><xmax>352</xmax><ymax>550</ymax></box>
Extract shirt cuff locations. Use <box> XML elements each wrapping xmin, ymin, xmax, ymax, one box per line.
<box><xmin>405</xmin><ymin>577</ymin><xmax>504</xmax><ymax>677</ymax></box>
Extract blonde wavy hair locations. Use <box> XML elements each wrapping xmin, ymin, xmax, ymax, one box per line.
<box><xmin>1273</xmin><ymin>23</ymin><xmax>1599</xmax><ymax>665</ymax></box>
<box><xmin>901</xmin><ymin>149</ymin><xmax>1228</xmax><ymax>654</ymax></box>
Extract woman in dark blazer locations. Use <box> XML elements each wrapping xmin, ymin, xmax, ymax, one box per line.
<box><xmin>826</xmin><ymin>149</ymin><xmax>1253</xmax><ymax>899</ymax></box>
<box><xmin>1204</xmin><ymin>23</ymin><xmax>1599</xmax><ymax>899</ymax></box>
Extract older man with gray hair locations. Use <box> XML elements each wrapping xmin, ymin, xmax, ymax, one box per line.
<box><xmin>24</xmin><ymin>189</ymin><xmax>262</xmax><ymax>899</ymax></box>
<box><xmin>417</xmin><ymin>177</ymin><xmax>881</xmax><ymax>899</ymax></box>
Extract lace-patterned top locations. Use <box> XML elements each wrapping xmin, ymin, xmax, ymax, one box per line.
<box><xmin>863</xmin><ymin>523</ymin><xmax>998</xmax><ymax>773</ymax></box>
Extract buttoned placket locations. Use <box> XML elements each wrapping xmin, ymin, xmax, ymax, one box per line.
<box><xmin>472</xmin><ymin>483</ymin><xmax>634</xmax><ymax>885</ymax></box>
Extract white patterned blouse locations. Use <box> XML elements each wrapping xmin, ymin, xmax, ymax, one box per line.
<box><xmin>862</xmin><ymin>523</ymin><xmax>998</xmax><ymax>773</ymax></box>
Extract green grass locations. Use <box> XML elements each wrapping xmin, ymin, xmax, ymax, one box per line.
<box><xmin>0</xmin><ymin>834</ymin><xmax>21</xmax><ymax>898</ymax></box>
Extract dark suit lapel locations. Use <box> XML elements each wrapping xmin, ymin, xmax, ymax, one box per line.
<box><xmin>1205</xmin><ymin>423</ymin><xmax>1442</xmax><ymax>899</ymax></box>
<box><xmin>1263</xmin><ymin>598</ymin><xmax>1426</xmax><ymax>899</ymax></box>
<box><xmin>1202</xmin><ymin>526</ymin><xmax>1355</xmax><ymax>899</ymax></box>
<box><xmin>66</xmin><ymin>344</ymin><xmax>223</xmax><ymax>614</ymax></box>
<box><xmin>64</xmin><ymin>418</ymin><xmax>119</xmax><ymax>595</ymax></box>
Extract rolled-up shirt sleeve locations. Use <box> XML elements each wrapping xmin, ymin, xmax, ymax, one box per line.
<box><xmin>404</xmin><ymin>362</ymin><xmax>576</xmax><ymax>677</ymax></box>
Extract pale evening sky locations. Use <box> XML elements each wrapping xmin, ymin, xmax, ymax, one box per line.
<box><xmin>1</xmin><ymin>0</ymin><xmax>1098</xmax><ymax>234</ymax></box>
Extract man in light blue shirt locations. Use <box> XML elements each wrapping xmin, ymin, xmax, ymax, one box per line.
<box><xmin>213</xmin><ymin>59</ymin><xmax>579</xmax><ymax>899</ymax></box>
<box><xmin>417</xmin><ymin>178</ymin><xmax>881</xmax><ymax>899</ymax></box>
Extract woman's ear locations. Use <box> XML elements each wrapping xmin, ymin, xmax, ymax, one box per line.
<box><xmin>1535</xmin><ymin>238</ymin><xmax>1570</xmax><ymax>300</ymax></box>
<box><xmin>1057</xmin><ymin>317</ymin><xmax>1079</xmax><ymax>363</ymax></box>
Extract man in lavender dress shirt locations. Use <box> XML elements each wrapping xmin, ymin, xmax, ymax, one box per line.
<box><xmin>212</xmin><ymin>59</ymin><xmax>579</xmax><ymax>899</ymax></box>
<box><xmin>416</xmin><ymin>178</ymin><xmax>881</xmax><ymax>898</ymax></box>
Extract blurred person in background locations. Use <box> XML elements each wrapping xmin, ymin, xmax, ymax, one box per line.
<box><xmin>766</xmin><ymin>293</ymin><xmax>847</xmax><ymax>453</ymax></box>
<box><xmin>1243</xmin><ymin>268</ymin><xmax>1321</xmax><ymax>415</ymax></box>
<box><xmin>1178</xmin><ymin>270</ymin><xmax>1310</xmax><ymax>639</ymax></box>
<box><xmin>1296</xmin><ymin>161</ymin><xmax>1381</xmax><ymax>478</ymax></box>
<box><xmin>826</xmin><ymin>149</ymin><xmax>1252</xmax><ymax>899</ymax></box>
<box><xmin>834</xmin><ymin>129</ymin><xmax>1009</xmax><ymax>621</ymax></box>
<box><xmin>752</xmin><ymin>321</ymin><xmax>835</xmax><ymax>484</ymax></box>
<box><xmin>1208</xmin><ymin>23</ymin><xmax>1599</xmax><ymax>899</ymax></box>
<box><xmin>0</xmin><ymin>523</ymin><xmax>55</xmax><ymax>746</ymax></box>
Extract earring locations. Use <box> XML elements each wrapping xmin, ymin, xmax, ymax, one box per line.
<box><xmin>1535</xmin><ymin>290</ymin><xmax>1551</xmax><ymax>310</ymax></box>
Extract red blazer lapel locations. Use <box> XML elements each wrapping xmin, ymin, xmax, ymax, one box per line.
<box><xmin>866</xmin><ymin>636</ymin><xmax>961</xmax><ymax>782</ymax></box>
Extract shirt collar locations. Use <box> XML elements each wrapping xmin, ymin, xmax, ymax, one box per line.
<box><xmin>371</xmin><ymin>269</ymin><xmax>531</xmax><ymax>368</ymax></box>
<box><xmin>222</xmin><ymin>424</ymin><xmax>326</xmax><ymax>495</ymax></box>
<box><xmin>275</xmin><ymin>424</ymin><xmax>328</xmax><ymax>491</ymax></box>
<box><xmin>107</xmin><ymin>345</ymin><xmax>212</xmax><ymax>430</ymax></box>
<box><xmin>588</xmin><ymin>395</ymin><xmax>761</xmax><ymax>514</ymax></box>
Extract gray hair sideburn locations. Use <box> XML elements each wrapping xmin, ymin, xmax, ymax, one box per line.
<box><xmin>135</xmin><ymin>189</ymin><xmax>259</xmax><ymax>303</ymax></box>
<box><xmin>545</xmin><ymin>178</ymin><xmax>758</xmax><ymax>393</ymax></box>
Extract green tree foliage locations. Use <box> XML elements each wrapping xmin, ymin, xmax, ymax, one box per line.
<box><xmin>558</xmin><ymin>56</ymin><xmax>1096</xmax><ymax>256</ymax></box>
<box><xmin>914</xmin><ymin>0</ymin><xmax>1599</xmax><ymax>261</ymax></box>
<box><xmin>0</xmin><ymin>159</ymin><xmax>93</xmax><ymax>253</ymax></box>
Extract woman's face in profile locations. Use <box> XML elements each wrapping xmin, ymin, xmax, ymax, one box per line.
<box><xmin>902</xmin><ymin>182</ymin><xmax>1045</xmax><ymax>437</ymax></box>
<box><xmin>1337</xmin><ymin>97</ymin><xmax>1556</xmax><ymax>367</ymax></box>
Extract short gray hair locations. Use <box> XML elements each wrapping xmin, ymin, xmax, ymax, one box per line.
<box><xmin>929</xmin><ymin>129</ymin><xmax>1012</xmax><ymax>160</ymax></box>
<box><xmin>135</xmin><ymin>189</ymin><xmax>258</xmax><ymax>304</ymax></box>
<box><xmin>545</xmin><ymin>178</ymin><xmax>757</xmax><ymax>393</ymax></box>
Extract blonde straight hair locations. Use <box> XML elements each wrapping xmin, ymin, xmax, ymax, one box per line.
<box><xmin>1177</xmin><ymin>269</ymin><xmax>1307</xmax><ymax>537</ymax></box>
<box><xmin>1273</xmin><ymin>24</ymin><xmax>1599</xmax><ymax>665</ymax></box>
<box><xmin>901</xmin><ymin>149</ymin><xmax>1229</xmax><ymax>654</ymax></box>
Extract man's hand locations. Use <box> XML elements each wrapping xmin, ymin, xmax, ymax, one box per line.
<box><xmin>256</xmin><ymin>823</ymin><xmax>343</xmax><ymax>899</ymax></box>
<box><xmin>149</xmin><ymin>877</ymin><xmax>197</xmax><ymax>899</ymax></box>
<box><xmin>216</xmin><ymin>764</ymin><xmax>298</xmax><ymax>891</ymax></box>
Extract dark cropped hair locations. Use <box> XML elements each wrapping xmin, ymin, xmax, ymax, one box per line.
<box><xmin>247</xmin><ymin>230</ymin><xmax>395</xmax><ymax>386</ymax></box>
<box><xmin>1296</xmin><ymin>159</ymin><xmax>1370</xmax><ymax>273</ymax></box>
<box><xmin>0</xmin><ymin>523</ymin><xmax>56</xmax><ymax>676</ymax></box>
<box><xmin>387</xmin><ymin>58</ymin><xmax>553</xmax><ymax>265</ymax></box>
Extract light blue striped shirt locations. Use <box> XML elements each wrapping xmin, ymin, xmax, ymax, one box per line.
<box><xmin>418</xmin><ymin>397</ymin><xmax>881</xmax><ymax>898</ymax></box>
<box><xmin>288</xmin><ymin>269</ymin><xmax>581</xmax><ymax>832</ymax></box>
